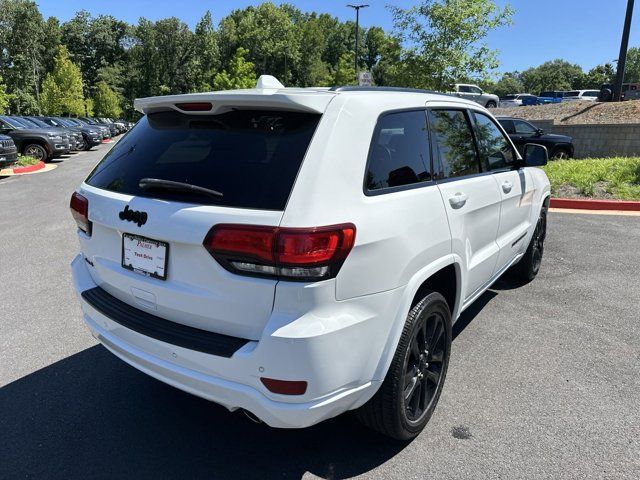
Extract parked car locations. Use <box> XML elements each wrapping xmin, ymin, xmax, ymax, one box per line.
<box><xmin>562</xmin><ymin>90</ymin><xmax>599</xmax><ymax>102</ymax></box>
<box><xmin>450</xmin><ymin>83</ymin><xmax>499</xmax><ymax>108</ymax></box>
<box><xmin>499</xmin><ymin>94</ymin><xmax>540</xmax><ymax>108</ymax></box>
<box><xmin>22</xmin><ymin>116</ymin><xmax>81</xmax><ymax>151</ymax></box>
<box><xmin>0</xmin><ymin>115</ymin><xmax>69</xmax><ymax>161</ymax></box>
<box><xmin>497</xmin><ymin>116</ymin><xmax>574</xmax><ymax>159</ymax></box>
<box><xmin>538</xmin><ymin>91</ymin><xmax>565</xmax><ymax>104</ymax></box>
<box><xmin>81</xmin><ymin>117</ymin><xmax>118</xmax><ymax>137</ymax></box>
<box><xmin>0</xmin><ymin>134</ymin><xmax>18</xmax><ymax>168</ymax></box>
<box><xmin>70</xmin><ymin>76</ymin><xmax>551</xmax><ymax>440</ymax></box>
<box><xmin>42</xmin><ymin>117</ymin><xmax>103</xmax><ymax>150</ymax></box>
<box><xmin>597</xmin><ymin>83</ymin><xmax>640</xmax><ymax>101</ymax></box>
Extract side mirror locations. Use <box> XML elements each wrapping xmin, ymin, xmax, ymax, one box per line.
<box><xmin>535</xmin><ymin>128</ymin><xmax>544</xmax><ymax>136</ymax></box>
<box><xmin>524</xmin><ymin>143</ymin><xmax>548</xmax><ymax>166</ymax></box>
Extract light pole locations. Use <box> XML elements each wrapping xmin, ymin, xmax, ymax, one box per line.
<box><xmin>347</xmin><ymin>4</ymin><xmax>369</xmax><ymax>82</ymax></box>
<box><xmin>614</xmin><ymin>0</ymin><xmax>635</xmax><ymax>101</ymax></box>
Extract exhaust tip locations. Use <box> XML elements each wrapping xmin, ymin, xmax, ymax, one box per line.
<box><xmin>241</xmin><ymin>409</ymin><xmax>263</xmax><ymax>424</ymax></box>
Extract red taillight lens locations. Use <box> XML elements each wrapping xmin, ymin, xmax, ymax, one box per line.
<box><xmin>260</xmin><ymin>377</ymin><xmax>308</xmax><ymax>395</ymax></box>
<box><xmin>203</xmin><ymin>223</ymin><xmax>356</xmax><ymax>281</ymax></box>
<box><xmin>175</xmin><ymin>102</ymin><xmax>213</xmax><ymax>112</ymax></box>
<box><xmin>70</xmin><ymin>192</ymin><xmax>91</xmax><ymax>235</ymax></box>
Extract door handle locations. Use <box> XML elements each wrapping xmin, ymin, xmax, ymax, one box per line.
<box><xmin>502</xmin><ymin>181</ymin><xmax>513</xmax><ymax>193</ymax></box>
<box><xmin>448</xmin><ymin>192</ymin><xmax>468</xmax><ymax>209</ymax></box>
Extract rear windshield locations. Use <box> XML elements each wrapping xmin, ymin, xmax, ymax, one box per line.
<box><xmin>564</xmin><ymin>91</ymin><xmax>580</xmax><ymax>97</ymax></box>
<box><xmin>85</xmin><ymin>109</ymin><xmax>321</xmax><ymax>210</ymax></box>
<box><xmin>502</xmin><ymin>95</ymin><xmax>517</xmax><ymax>100</ymax></box>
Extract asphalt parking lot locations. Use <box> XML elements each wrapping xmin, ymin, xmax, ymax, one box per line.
<box><xmin>1</xmin><ymin>145</ymin><xmax>639</xmax><ymax>480</ymax></box>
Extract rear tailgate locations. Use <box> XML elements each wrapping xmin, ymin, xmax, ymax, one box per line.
<box><xmin>79</xmin><ymin>186</ymin><xmax>281</xmax><ymax>340</ymax></box>
<box><xmin>77</xmin><ymin>95</ymin><xmax>331</xmax><ymax>341</ymax></box>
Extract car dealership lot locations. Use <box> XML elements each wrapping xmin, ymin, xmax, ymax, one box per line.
<box><xmin>1</xmin><ymin>146</ymin><xmax>639</xmax><ymax>479</ymax></box>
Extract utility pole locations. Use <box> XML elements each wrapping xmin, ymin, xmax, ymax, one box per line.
<box><xmin>614</xmin><ymin>0</ymin><xmax>635</xmax><ymax>101</ymax></box>
<box><xmin>347</xmin><ymin>4</ymin><xmax>369</xmax><ymax>82</ymax></box>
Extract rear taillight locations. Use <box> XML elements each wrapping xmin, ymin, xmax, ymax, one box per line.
<box><xmin>204</xmin><ymin>223</ymin><xmax>356</xmax><ymax>281</ymax></box>
<box><xmin>70</xmin><ymin>192</ymin><xmax>91</xmax><ymax>235</ymax></box>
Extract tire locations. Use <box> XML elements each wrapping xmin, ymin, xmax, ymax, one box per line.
<box><xmin>355</xmin><ymin>291</ymin><xmax>452</xmax><ymax>440</ymax></box>
<box><xmin>509</xmin><ymin>205</ymin><xmax>547</xmax><ymax>283</ymax></box>
<box><xmin>486</xmin><ymin>100</ymin><xmax>497</xmax><ymax>108</ymax></box>
<box><xmin>23</xmin><ymin>144</ymin><xmax>48</xmax><ymax>162</ymax></box>
<box><xmin>551</xmin><ymin>147</ymin><xmax>571</xmax><ymax>160</ymax></box>
<box><xmin>77</xmin><ymin>138</ymin><xmax>87</xmax><ymax>151</ymax></box>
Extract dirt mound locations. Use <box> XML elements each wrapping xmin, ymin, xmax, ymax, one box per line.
<box><xmin>493</xmin><ymin>100</ymin><xmax>640</xmax><ymax>125</ymax></box>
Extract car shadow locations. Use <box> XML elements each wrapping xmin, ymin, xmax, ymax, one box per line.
<box><xmin>1</xmin><ymin>346</ymin><xmax>406</xmax><ymax>480</ymax></box>
<box><xmin>452</xmin><ymin>289</ymin><xmax>498</xmax><ymax>339</ymax></box>
<box><xmin>2</xmin><ymin>286</ymin><xmax>507</xmax><ymax>479</ymax></box>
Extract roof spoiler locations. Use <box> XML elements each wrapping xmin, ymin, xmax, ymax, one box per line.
<box><xmin>134</xmin><ymin>75</ymin><xmax>333</xmax><ymax>115</ymax></box>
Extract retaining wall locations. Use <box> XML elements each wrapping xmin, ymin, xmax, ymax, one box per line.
<box><xmin>526</xmin><ymin>120</ymin><xmax>640</xmax><ymax>158</ymax></box>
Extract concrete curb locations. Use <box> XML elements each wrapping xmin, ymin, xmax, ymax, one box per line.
<box><xmin>550</xmin><ymin>197</ymin><xmax>640</xmax><ymax>211</ymax></box>
<box><xmin>1</xmin><ymin>161</ymin><xmax>46</xmax><ymax>175</ymax></box>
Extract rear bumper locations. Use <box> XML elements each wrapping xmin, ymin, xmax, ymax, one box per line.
<box><xmin>71</xmin><ymin>254</ymin><xmax>401</xmax><ymax>428</ymax></box>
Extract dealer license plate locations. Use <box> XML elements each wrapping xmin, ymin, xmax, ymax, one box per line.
<box><xmin>121</xmin><ymin>233</ymin><xmax>168</xmax><ymax>280</ymax></box>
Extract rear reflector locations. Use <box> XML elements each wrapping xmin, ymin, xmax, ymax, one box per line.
<box><xmin>70</xmin><ymin>192</ymin><xmax>91</xmax><ymax>235</ymax></box>
<box><xmin>260</xmin><ymin>378</ymin><xmax>308</xmax><ymax>395</ymax></box>
<box><xmin>204</xmin><ymin>224</ymin><xmax>356</xmax><ymax>281</ymax></box>
<box><xmin>175</xmin><ymin>102</ymin><xmax>213</xmax><ymax>112</ymax></box>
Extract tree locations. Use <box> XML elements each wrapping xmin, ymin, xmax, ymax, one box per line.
<box><xmin>213</xmin><ymin>47</ymin><xmax>256</xmax><ymax>90</ymax></box>
<box><xmin>93</xmin><ymin>81</ymin><xmax>122</xmax><ymax>117</ymax></box>
<box><xmin>332</xmin><ymin>51</ymin><xmax>356</xmax><ymax>86</ymax></box>
<box><xmin>0</xmin><ymin>0</ymin><xmax>48</xmax><ymax>106</ymax></box>
<box><xmin>623</xmin><ymin>47</ymin><xmax>640</xmax><ymax>83</ymax></box>
<box><xmin>576</xmin><ymin>63</ymin><xmax>614</xmax><ymax>89</ymax></box>
<box><xmin>0</xmin><ymin>77</ymin><xmax>10</xmax><ymax>113</ymax></box>
<box><xmin>389</xmin><ymin>0</ymin><xmax>513</xmax><ymax>90</ymax></box>
<box><xmin>193</xmin><ymin>11</ymin><xmax>220</xmax><ymax>90</ymax></box>
<box><xmin>40</xmin><ymin>45</ymin><xmax>85</xmax><ymax>115</ymax></box>
<box><xmin>486</xmin><ymin>72</ymin><xmax>525</xmax><ymax>97</ymax></box>
<box><xmin>520</xmin><ymin>59</ymin><xmax>583</xmax><ymax>94</ymax></box>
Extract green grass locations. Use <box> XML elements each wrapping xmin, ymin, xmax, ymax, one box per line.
<box><xmin>542</xmin><ymin>157</ymin><xmax>640</xmax><ymax>201</ymax></box>
<box><xmin>15</xmin><ymin>155</ymin><xmax>40</xmax><ymax>167</ymax></box>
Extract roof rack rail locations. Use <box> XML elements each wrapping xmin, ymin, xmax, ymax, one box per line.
<box><xmin>329</xmin><ymin>86</ymin><xmax>443</xmax><ymax>95</ymax></box>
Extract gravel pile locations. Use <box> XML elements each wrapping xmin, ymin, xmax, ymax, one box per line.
<box><xmin>493</xmin><ymin>100</ymin><xmax>640</xmax><ymax>125</ymax></box>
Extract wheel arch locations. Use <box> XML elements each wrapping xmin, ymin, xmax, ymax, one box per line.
<box><xmin>22</xmin><ymin>138</ymin><xmax>51</xmax><ymax>156</ymax></box>
<box><xmin>368</xmin><ymin>255</ymin><xmax>462</xmax><ymax>387</ymax></box>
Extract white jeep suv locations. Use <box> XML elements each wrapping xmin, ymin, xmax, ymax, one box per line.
<box><xmin>71</xmin><ymin>76</ymin><xmax>551</xmax><ymax>440</ymax></box>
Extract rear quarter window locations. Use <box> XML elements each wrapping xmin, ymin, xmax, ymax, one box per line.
<box><xmin>365</xmin><ymin>110</ymin><xmax>432</xmax><ymax>193</ymax></box>
<box><xmin>85</xmin><ymin>110</ymin><xmax>321</xmax><ymax>210</ymax></box>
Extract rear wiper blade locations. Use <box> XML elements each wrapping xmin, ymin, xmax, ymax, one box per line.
<box><xmin>139</xmin><ymin>178</ymin><xmax>223</xmax><ymax>198</ymax></box>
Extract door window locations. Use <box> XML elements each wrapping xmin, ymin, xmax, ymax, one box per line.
<box><xmin>498</xmin><ymin>119</ymin><xmax>516</xmax><ymax>134</ymax></box>
<box><xmin>469</xmin><ymin>86</ymin><xmax>482</xmax><ymax>95</ymax></box>
<box><xmin>365</xmin><ymin>110</ymin><xmax>431</xmax><ymax>192</ymax></box>
<box><xmin>514</xmin><ymin>120</ymin><xmax>538</xmax><ymax>135</ymax></box>
<box><xmin>472</xmin><ymin>112</ymin><xmax>516</xmax><ymax>171</ymax></box>
<box><xmin>429</xmin><ymin>109</ymin><xmax>479</xmax><ymax>179</ymax></box>
<box><xmin>458</xmin><ymin>85</ymin><xmax>471</xmax><ymax>93</ymax></box>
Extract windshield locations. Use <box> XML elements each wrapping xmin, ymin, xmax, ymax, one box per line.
<box><xmin>26</xmin><ymin>117</ymin><xmax>50</xmax><ymax>128</ymax></box>
<box><xmin>2</xmin><ymin>117</ymin><xmax>26</xmax><ymax>129</ymax></box>
<box><xmin>86</xmin><ymin>109</ymin><xmax>321</xmax><ymax>210</ymax></box>
<box><xmin>16</xmin><ymin>117</ymin><xmax>40</xmax><ymax>128</ymax></box>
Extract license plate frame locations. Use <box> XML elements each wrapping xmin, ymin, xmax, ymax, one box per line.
<box><xmin>121</xmin><ymin>233</ymin><xmax>169</xmax><ymax>281</ymax></box>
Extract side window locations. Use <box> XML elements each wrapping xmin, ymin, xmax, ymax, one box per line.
<box><xmin>458</xmin><ymin>85</ymin><xmax>471</xmax><ymax>93</ymax></box>
<box><xmin>498</xmin><ymin>119</ymin><xmax>516</xmax><ymax>134</ymax></box>
<box><xmin>470</xmin><ymin>86</ymin><xmax>482</xmax><ymax>94</ymax></box>
<box><xmin>428</xmin><ymin>109</ymin><xmax>479</xmax><ymax>179</ymax></box>
<box><xmin>472</xmin><ymin>112</ymin><xmax>515</xmax><ymax>171</ymax></box>
<box><xmin>514</xmin><ymin>120</ymin><xmax>538</xmax><ymax>135</ymax></box>
<box><xmin>365</xmin><ymin>110</ymin><xmax>432</xmax><ymax>192</ymax></box>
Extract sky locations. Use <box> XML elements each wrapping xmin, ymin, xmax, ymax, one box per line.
<box><xmin>36</xmin><ymin>0</ymin><xmax>640</xmax><ymax>75</ymax></box>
